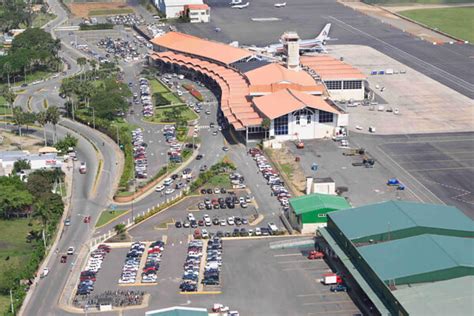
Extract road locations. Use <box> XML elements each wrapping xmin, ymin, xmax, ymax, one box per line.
<box><xmin>18</xmin><ymin>0</ymin><xmax>123</xmax><ymax>315</ymax></box>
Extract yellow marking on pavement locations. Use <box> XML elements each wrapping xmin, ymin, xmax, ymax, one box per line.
<box><xmin>274</xmin><ymin>253</ymin><xmax>301</xmax><ymax>257</ymax></box>
<box><xmin>303</xmin><ymin>300</ymin><xmax>353</xmax><ymax>306</ymax></box>
<box><xmin>91</xmin><ymin>158</ymin><xmax>103</xmax><ymax>196</ymax></box>
<box><xmin>179</xmin><ymin>291</ymin><xmax>222</xmax><ymax>295</ymax></box>
<box><xmin>94</xmin><ymin>209</ymin><xmax>130</xmax><ymax>229</ymax></box>
<box><xmin>162</xmin><ymin>235</ymin><xmax>167</xmax><ymax>244</ymax></box>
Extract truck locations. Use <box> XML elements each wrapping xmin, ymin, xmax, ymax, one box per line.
<box><xmin>321</xmin><ymin>273</ymin><xmax>343</xmax><ymax>285</ymax></box>
<box><xmin>79</xmin><ymin>162</ymin><xmax>87</xmax><ymax>174</ymax></box>
<box><xmin>307</xmin><ymin>251</ymin><xmax>324</xmax><ymax>260</ymax></box>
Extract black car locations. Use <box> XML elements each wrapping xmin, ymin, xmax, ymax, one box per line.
<box><xmin>196</xmin><ymin>154</ymin><xmax>203</xmax><ymax>160</ymax></box>
<box><xmin>202</xmin><ymin>278</ymin><xmax>220</xmax><ymax>285</ymax></box>
<box><xmin>212</xmin><ymin>218</ymin><xmax>220</xmax><ymax>225</ymax></box>
<box><xmin>219</xmin><ymin>203</ymin><xmax>226</xmax><ymax>209</ymax></box>
<box><xmin>171</xmin><ymin>174</ymin><xmax>179</xmax><ymax>180</ymax></box>
<box><xmin>206</xmin><ymin>204</ymin><xmax>212</xmax><ymax>210</ymax></box>
<box><xmin>240</xmin><ymin>228</ymin><xmax>249</xmax><ymax>236</ymax></box>
<box><xmin>224</xmin><ymin>232</ymin><xmax>231</xmax><ymax>237</ymax></box>
<box><xmin>232</xmin><ymin>228</ymin><xmax>240</xmax><ymax>237</ymax></box>
<box><xmin>190</xmin><ymin>220</ymin><xmax>198</xmax><ymax>228</ymax></box>
<box><xmin>227</xmin><ymin>203</ymin><xmax>235</xmax><ymax>209</ymax></box>
<box><xmin>220</xmin><ymin>188</ymin><xmax>226</xmax><ymax>194</ymax></box>
<box><xmin>175</xmin><ymin>221</ymin><xmax>182</xmax><ymax>228</ymax></box>
<box><xmin>216</xmin><ymin>231</ymin><xmax>224</xmax><ymax>237</ymax></box>
<box><xmin>200</xmin><ymin>189</ymin><xmax>207</xmax><ymax>194</ymax></box>
<box><xmin>206</xmin><ymin>188</ymin><xmax>213</xmax><ymax>194</ymax></box>
<box><xmin>234</xmin><ymin>217</ymin><xmax>242</xmax><ymax>226</ymax></box>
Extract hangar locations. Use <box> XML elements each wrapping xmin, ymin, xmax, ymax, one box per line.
<box><xmin>149</xmin><ymin>31</ymin><xmax>365</xmax><ymax>143</ymax></box>
<box><xmin>317</xmin><ymin>200</ymin><xmax>474</xmax><ymax>316</ymax></box>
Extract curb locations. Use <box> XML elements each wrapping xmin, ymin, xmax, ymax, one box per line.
<box><xmin>94</xmin><ymin>209</ymin><xmax>130</xmax><ymax>229</ymax></box>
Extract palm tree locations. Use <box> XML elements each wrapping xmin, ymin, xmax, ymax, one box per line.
<box><xmin>261</xmin><ymin>117</ymin><xmax>271</xmax><ymax>140</ymax></box>
<box><xmin>89</xmin><ymin>59</ymin><xmax>98</xmax><ymax>78</ymax></box>
<box><xmin>13</xmin><ymin>107</ymin><xmax>26</xmax><ymax>137</ymax></box>
<box><xmin>3</xmin><ymin>62</ymin><xmax>11</xmax><ymax>88</ymax></box>
<box><xmin>46</xmin><ymin>106</ymin><xmax>60</xmax><ymax>143</ymax></box>
<box><xmin>1</xmin><ymin>87</ymin><xmax>16</xmax><ymax>115</ymax></box>
<box><xmin>77</xmin><ymin>57</ymin><xmax>87</xmax><ymax>81</ymax></box>
<box><xmin>37</xmin><ymin>111</ymin><xmax>48</xmax><ymax>146</ymax></box>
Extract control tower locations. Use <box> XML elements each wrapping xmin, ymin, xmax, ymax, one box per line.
<box><xmin>281</xmin><ymin>31</ymin><xmax>300</xmax><ymax>71</ymax></box>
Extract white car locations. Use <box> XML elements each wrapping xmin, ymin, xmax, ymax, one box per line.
<box><xmin>163</xmin><ymin>178</ymin><xmax>173</xmax><ymax>186</ymax></box>
<box><xmin>165</xmin><ymin>188</ymin><xmax>175</xmax><ymax>195</ymax></box>
<box><xmin>268</xmin><ymin>222</ymin><xmax>279</xmax><ymax>233</ymax></box>
<box><xmin>67</xmin><ymin>246</ymin><xmax>75</xmax><ymax>255</ymax></box>
<box><xmin>155</xmin><ymin>185</ymin><xmax>165</xmax><ymax>192</ymax></box>
<box><xmin>201</xmin><ymin>229</ymin><xmax>209</xmax><ymax>238</ymax></box>
<box><xmin>40</xmin><ymin>267</ymin><xmax>49</xmax><ymax>278</ymax></box>
<box><xmin>188</xmin><ymin>213</ymin><xmax>195</xmax><ymax>221</ymax></box>
<box><xmin>227</xmin><ymin>217</ymin><xmax>235</xmax><ymax>225</ymax></box>
<box><xmin>220</xmin><ymin>219</ymin><xmax>227</xmax><ymax>226</ymax></box>
<box><xmin>255</xmin><ymin>228</ymin><xmax>262</xmax><ymax>236</ymax></box>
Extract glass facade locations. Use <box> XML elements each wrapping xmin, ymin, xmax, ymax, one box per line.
<box><xmin>319</xmin><ymin>110</ymin><xmax>334</xmax><ymax>123</ymax></box>
<box><xmin>274</xmin><ymin>114</ymin><xmax>288</xmax><ymax>135</ymax></box>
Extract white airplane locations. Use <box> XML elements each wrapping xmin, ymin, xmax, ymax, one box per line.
<box><xmin>274</xmin><ymin>2</ymin><xmax>286</xmax><ymax>7</ymax></box>
<box><xmin>250</xmin><ymin>23</ymin><xmax>333</xmax><ymax>54</ymax></box>
<box><xmin>232</xmin><ymin>2</ymin><xmax>249</xmax><ymax>8</ymax></box>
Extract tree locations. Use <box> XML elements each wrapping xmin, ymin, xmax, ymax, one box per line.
<box><xmin>114</xmin><ymin>224</ymin><xmax>126</xmax><ymax>240</ymax></box>
<box><xmin>12</xmin><ymin>107</ymin><xmax>26</xmax><ymax>137</ymax></box>
<box><xmin>261</xmin><ymin>117</ymin><xmax>271</xmax><ymax>140</ymax></box>
<box><xmin>12</xmin><ymin>159</ymin><xmax>31</xmax><ymax>174</ymax></box>
<box><xmin>37</xmin><ymin>110</ymin><xmax>48</xmax><ymax>146</ymax></box>
<box><xmin>46</xmin><ymin>106</ymin><xmax>60</xmax><ymax>143</ymax></box>
<box><xmin>1</xmin><ymin>87</ymin><xmax>16</xmax><ymax>114</ymax></box>
<box><xmin>3</xmin><ymin>62</ymin><xmax>11</xmax><ymax>88</ymax></box>
<box><xmin>76</xmin><ymin>57</ymin><xmax>87</xmax><ymax>81</ymax></box>
<box><xmin>54</xmin><ymin>133</ymin><xmax>78</xmax><ymax>154</ymax></box>
<box><xmin>23</xmin><ymin>111</ymin><xmax>36</xmax><ymax>133</ymax></box>
<box><xmin>0</xmin><ymin>176</ymin><xmax>33</xmax><ymax>218</ymax></box>
<box><xmin>26</xmin><ymin>173</ymin><xmax>53</xmax><ymax>197</ymax></box>
<box><xmin>33</xmin><ymin>199</ymin><xmax>51</xmax><ymax>228</ymax></box>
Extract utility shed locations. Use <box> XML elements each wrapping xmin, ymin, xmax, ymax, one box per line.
<box><xmin>327</xmin><ymin>200</ymin><xmax>474</xmax><ymax>243</ymax></box>
<box><xmin>288</xmin><ymin>193</ymin><xmax>350</xmax><ymax>234</ymax></box>
<box><xmin>145</xmin><ymin>306</ymin><xmax>208</xmax><ymax>316</ymax></box>
<box><xmin>394</xmin><ymin>276</ymin><xmax>474</xmax><ymax>316</ymax></box>
<box><xmin>358</xmin><ymin>235</ymin><xmax>474</xmax><ymax>285</ymax></box>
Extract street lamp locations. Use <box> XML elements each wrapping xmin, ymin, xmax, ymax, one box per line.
<box><xmin>91</xmin><ymin>107</ymin><xmax>95</xmax><ymax>130</ymax></box>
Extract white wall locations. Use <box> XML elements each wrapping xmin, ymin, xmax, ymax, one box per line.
<box><xmin>269</xmin><ymin>109</ymin><xmax>347</xmax><ymax>141</ymax></box>
<box><xmin>189</xmin><ymin>9</ymin><xmax>210</xmax><ymax>23</ymax></box>
<box><xmin>301</xmin><ymin>223</ymin><xmax>326</xmax><ymax>234</ymax></box>
<box><xmin>155</xmin><ymin>0</ymin><xmax>204</xmax><ymax>18</ymax></box>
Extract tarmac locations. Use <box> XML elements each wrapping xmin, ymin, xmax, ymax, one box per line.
<box><xmin>177</xmin><ymin>0</ymin><xmax>474</xmax><ymax>99</ymax></box>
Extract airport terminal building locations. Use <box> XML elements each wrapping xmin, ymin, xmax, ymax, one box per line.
<box><xmin>149</xmin><ymin>31</ymin><xmax>364</xmax><ymax>143</ymax></box>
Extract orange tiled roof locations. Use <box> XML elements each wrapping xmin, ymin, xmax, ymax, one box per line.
<box><xmin>246</xmin><ymin>63</ymin><xmax>316</xmax><ymax>86</ymax></box>
<box><xmin>150</xmin><ymin>52</ymin><xmax>262</xmax><ymax>130</ymax></box>
<box><xmin>253</xmin><ymin>89</ymin><xmax>340</xmax><ymax>120</ymax></box>
<box><xmin>184</xmin><ymin>4</ymin><xmax>209</xmax><ymax>10</ymax></box>
<box><xmin>301</xmin><ymin>55</ymin><xmax>366</xmax><ymax>80</ymax></box>
<box><xmin>150</xmin><ymin>32</ymin><xmax>252</xmax><ymax>65</ymax></box>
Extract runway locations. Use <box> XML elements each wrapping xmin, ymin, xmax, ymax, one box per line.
<box><xmin>178</xmin><ymin>0</ymin><xmax>474</xmax><ymax>99</ymax></box>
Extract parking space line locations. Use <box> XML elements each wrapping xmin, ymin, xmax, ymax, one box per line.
<box><xmin>277</xmin><ymin>259</ymin><xmax>312</xmax><ymax>264</ymax></box>
<box><xmin>179</xmin><ymin>291</ymin><xmax>222</xmax><ymax>295</ymax></box>
<box><xmin>307</xmin><ymin>309</ymin><xmax>360</xmax><ymax>315</ymax></box>
<box><xmin>273</xmin><ymin>253</ymin><xmax>301</xmax><ymax>257</ymax></box>
<box><xmin>282</xmin><ymin>267</ymin><xmax>332</xmax><ymax>272</ymax></box>
<box><xmin>303</xmin><ymin>299</ymin><xmax>354</xmax><ymax>306</ymax></box>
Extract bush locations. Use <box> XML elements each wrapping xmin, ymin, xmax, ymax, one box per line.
<box><xmin>54</xmin><ymin>133</ymin><xmax>78</xmax><ymax>154</ymax></box>
<box><xmin>154</xmin><ymin>93</ymin><xmax>170</xmax><ymax>106</ymax></box>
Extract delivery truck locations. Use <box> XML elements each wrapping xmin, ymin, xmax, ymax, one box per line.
<box><xmin>321</xmin><ymin>273</ymin><xmax>343</xmax><ymax>285</ymax></box>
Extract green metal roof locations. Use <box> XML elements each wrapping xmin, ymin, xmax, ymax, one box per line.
<box><xmin>329</xmin><ymin>201</ymin><xmax>474</xmax><ymax>241</ymax></box>
<box><xmin>394</xmin><ymin>276</ymin><xmax>474</xmax><ymax>316</ymax></box>
<box><xmin>145</xmin><ymin>307</ymin><xmax>208</xmax><ymax>316</ymax></box>
<box><xmin>289</xmin><ymin>193</ymin><xmax>350</xmax><ymax>215</ymax></box>
<box><xmin>358</xmin><ymin>235</ymin><xmax>474</xmax><ymax>284</ymax></box>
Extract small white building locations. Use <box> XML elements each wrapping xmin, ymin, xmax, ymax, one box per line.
<box><xmin>184</xmin><ymin>4</ymin><xmax>210</xmax><ymax>23</ymax></box>
<box><xmin>0</xmin><ymin>151</ymin><xmax>62</xmax><ymax>175</ymax></box>
<box><xmin>154</xmin><ymin>0</ymin><xmax>204</xmax><ymax>18</ymax></box>
<box><xmin>253</xmin><ymin>88</ymin><xmax>348</xmax><ymax>141</ymax></box>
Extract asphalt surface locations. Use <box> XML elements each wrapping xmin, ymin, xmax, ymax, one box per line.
<box><xmin>361</xmin><ymin>132</ymin><xmax>474</xmax><ymax>218</ymax></box>
<box><xmin>178</xmin><ymin>0</ymin><xmax>474</xmax><ymax>99</ymax></box>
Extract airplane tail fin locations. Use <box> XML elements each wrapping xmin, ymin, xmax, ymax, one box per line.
<box><xmin>316</xmin><ymin>23</ymin><xmax>331</xmax><ymax>41</ymax></box>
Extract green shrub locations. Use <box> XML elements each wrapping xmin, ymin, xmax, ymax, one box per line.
<box><xmin>79</xmin><ymin>23</ymin><xmax>114</xmax><ymax>31</ymax></box>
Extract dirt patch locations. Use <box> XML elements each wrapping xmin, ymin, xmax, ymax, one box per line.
<box><xmin>265</xmin><ymin>144</ymin><xmax>307</xmax><ymax>196</ymax></box>
<box><xmin>68</xmin><ymin>2</ymin><xmax>134</xmax><ymax>18</ymax></box>
<box><xmin>0</xmin><ymin>130</ymin><xmax>43</xmax><ymax>153</ymax></box>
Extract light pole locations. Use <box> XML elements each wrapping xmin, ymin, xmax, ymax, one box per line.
<box><xmin>91</xmin><ymin>107</ymin><xmax>95</xmax><ymax>129</ymax></box>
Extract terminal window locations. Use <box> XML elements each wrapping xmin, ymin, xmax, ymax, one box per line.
<box><xmin>325</xmin><ymin>80</ymin><xmax>342</xmax><ymax>90</ymax></box>
<box><xmin>274</xmin><ymin>114</ymin><xmax>288</xmax><ymax>135</ymax></box>
<box><xmin>318</xmin><ymin>110</ymin><xmax>334</xmax><ymax>123</ymax></box>
<box><xmin>343</xmin><ymin>80</ymin><xmax>362</xmax><ymax>90</ymax></box>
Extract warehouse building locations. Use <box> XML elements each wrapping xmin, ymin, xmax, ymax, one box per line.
<box><xmin>317</xmin><ymin>200</ymin><xmax>474</xmax><ymax>316</ymax></box>
<box><xmin>183</xmin><ymin>4</ymin><xmax>210</xmax><ymax>23</ymax></box>
<box><xmin>288</xmin><ymin>193</ymin><xmax>350</xmax><ymax>234</ymax></box>
<box><xmin>153</xmin><ymin>0</ymin><xmax>204</xmax><ymax>18</ymax></box>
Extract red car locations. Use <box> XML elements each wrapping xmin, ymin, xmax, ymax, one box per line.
<box><xmin>83</xmin><ymin>216</ymin><xmax>91</xmax><ymax>223</ymax></box>
<box><xmin>308</xmin><ymin>251</ymin><xmax>324</xmax><ymax>260</ymax></box>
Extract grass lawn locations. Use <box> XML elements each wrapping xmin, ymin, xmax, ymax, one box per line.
<box><xmin>203</xmin><ymin>174</ymin><xmax>232</xmax><ymax>189</ymax></box>
<box><xmin>152</xmin><ymin>105</ymin><xmax>198</xmax><ymax>123</ymax></box>
<box><xmin>0</xmin><ymin>295</ymin><xmax>10</xmax><ymax>315</ymax></box>
<box><xmin>280</xmin><ymin>163</ymin><xmax>294</xmax><ymax>180</ymax></box>
<box><xmin>89</xmin><ymin>8</ymin><xmax>134</xmax><ymax>16</ymax></box>
<box><xmin>400</xmin><ymin>7</ymin><xmax>474</xmax><ymax>42</ymax></box>
<box><xmin>149</xmin><ymin>79</ymin><xmax>182</xmax><ymax>105</ymax></box>
<box><xmin>95</xmin><ymin>210</ymin><xmax>127</xmax><ymax>227</ymax></box>
<box><xmin>0</xmin><ymin>218</ymin><xmax>40</xmax><ymax>304</ymax></box>
<box><xmin>0</xmin><ymin>104</ymin><xmax>9</xmax><ymax>115</ymax></box>
<box><xmin>32</xmin><ymin>12</ymin><xmax>57</xmax><ymax>28</ymax></box>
